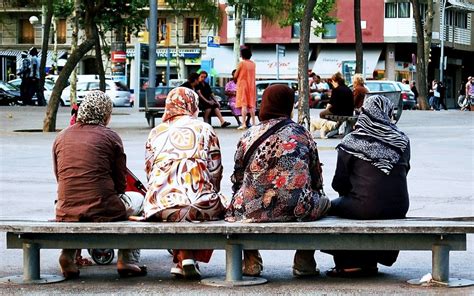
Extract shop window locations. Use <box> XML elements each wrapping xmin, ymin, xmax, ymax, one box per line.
<box><xmin>19</xmin><ymin>19</ymin><xmax>34</xmax><ymax>44</ymax></box>
<box><xmin>322</xmin><ymin>23</ymin><xmax>337</xmax><ymax>39</ymax></box>
<box><xmin>184</xmin><ymin>18</ymin><xmax>200</xmax><ymax>44</ymax></box>
<box><xmin>398</xmin><ymin>2</ymin><xmax>410</xmax><ymax>18</ymax></box>
<box><xmin>292</xmin><ymin>22</ymin><xmax>300</xmax><ymax>38</ymax></box>
<box><xmin>385</xmin><ymin>3</ymin><xmax>397</xmax><ymax>18</ymax></box>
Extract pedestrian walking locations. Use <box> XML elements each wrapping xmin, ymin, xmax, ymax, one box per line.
<box><xmin>235</xmin><ymin>46</ymin><xmax>257</xmax><ymax>130</ymax></box>
<box><xmin>438</xmin><ymin>81</ymin><xmax>447</xmax><ymax>110</ymax></box>
<box><xmin>28</xmin><ymin>47</ymin><xmax>46</xmax><ymax>106</ymax></box>
<box><xmin>429</xmin><ymin>80</ymin><xmax>440</xmax><ymax>111</ymax></box>
<box><xmin>465</xmin><ymin>76</ymin><xmax>474</xmax><ymax>111</ymax></box>
<box><xmin>17</xmin><ymin>51</ymin><xmax>32</xmax><ymax>105</ymax></box>
<box><xmin>410</xmin><ymin>81</ymin><xmax>419</xmax><ymax>109</ymax></box>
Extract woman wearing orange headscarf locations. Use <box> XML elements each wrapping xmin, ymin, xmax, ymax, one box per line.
<box><xmin>142</xmin><ymin>87</ymin><xmax>228</xmax><ymax>280</ymax></box>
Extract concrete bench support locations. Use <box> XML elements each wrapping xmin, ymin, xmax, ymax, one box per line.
<box><xmin>0</xmin><ymin>241</ymin><xmax>64</xmax><ymax>284</ymax></box>
<box><xmin>201</xmin><ymin>243</ymin><xmax>267</xmax><ymax>287</ymax></box>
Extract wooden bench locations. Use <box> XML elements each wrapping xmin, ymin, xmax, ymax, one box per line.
<box><xmin>1</xmin><ymin>217</ymin><xmax>473</xmax><ymax>287</ymax></box>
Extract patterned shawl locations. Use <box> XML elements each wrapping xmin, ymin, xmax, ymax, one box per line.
<box><xmin>162</xmin><ymin>87</ymin><xmax>199</xmax><ymax>122</ymax></box>
<box><xmin>337</xmin><ymin>94</ymin><xmax>409</xmax><ymax>175</ymax></box>
<box><xmin>76</xmin><ymin>90</ymin><xmax>112</xmax><ymax>125</ymax></box>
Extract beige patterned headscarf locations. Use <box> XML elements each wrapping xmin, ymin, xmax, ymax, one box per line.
<box><xmin>77</xmin><ymin>90</ymin><xmax>113</xmax><ymax>125</ymax></box>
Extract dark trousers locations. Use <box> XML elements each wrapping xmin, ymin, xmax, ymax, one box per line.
<box><xmin>20</xmin><ymin>78</ymin><xmax>33</xmax><ymax>105</ymax></box>
<box><xmin>28</xmin><ymin>78</ymin><xmax>46</xmax><ymax>106</ymax></box>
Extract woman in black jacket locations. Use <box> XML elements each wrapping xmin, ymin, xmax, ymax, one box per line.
<box><xmin>324</xmin><ymin>94</ymin><xmax>410</xmax><ymax>277</ymax></box>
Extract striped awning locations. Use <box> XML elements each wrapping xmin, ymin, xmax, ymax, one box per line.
<box><xmin>0</xmin><ymin>49</ymin><xmax>67</xmax><ymax>70</ymax></box>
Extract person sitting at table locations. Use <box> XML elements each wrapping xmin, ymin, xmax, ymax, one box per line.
<box><xmin>323</xmin><ymin>94</ymin><xmax>410</xmax><ymax>277</ymax></box>
<box><xmin>227</xmin><ymin>84</ymin><xmax>331</xmax><ymax>278</ymax></box>
<box><xmin>142</xmin><ymin>87</ymin><xmax>228</xmax><ymax>280</ymax></box>
<box><xmin>53</xmin><ymin>91</ymin><xmax>146</xmax><ymax>279</ymax></box>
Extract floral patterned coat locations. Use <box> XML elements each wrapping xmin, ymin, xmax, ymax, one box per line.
<box><xmin>227</xmin><ymin>118</ymin><xmax>325</xmax><ymax>222</ymax></box>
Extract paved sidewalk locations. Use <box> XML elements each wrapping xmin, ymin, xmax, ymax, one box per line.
<box><xmin>0</xmin><ymin>106</ymin><xmax>472</xmax><ymax>295</ymax></box>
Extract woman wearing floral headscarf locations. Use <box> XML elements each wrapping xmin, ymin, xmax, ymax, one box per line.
<box><xmin>323</xmin><ymin>94</ymin><xmax>410</xmax><ymax>277</ymax></box>
<box><xmin>227</xmin><ymin>84</ymin><xmax>331</xmax><ymax>278</ymax></box>
<box><xmin>53</xmin><ymin>91</ymin><xmax>146</xmax><ymax>279</ymax></box>
<box><xmin>143</xmin><ymin>87</ymin><xmax>228</xmax><ymax>279</ymax></box>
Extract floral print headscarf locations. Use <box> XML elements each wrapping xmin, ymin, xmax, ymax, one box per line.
<box><xmin>162</xmin><ymin>87</ymin><xmax>199</xmax><ymax>122</ymax></box>
<box><xmin>76</xmin><ymin>90</ymin><xmax>113</xmax><ymax>125</ymax></box>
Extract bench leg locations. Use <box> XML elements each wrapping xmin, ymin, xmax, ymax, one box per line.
<box><xmin>432</xmin><ymin>244</ymin><xmax>449</xmax><ymax>283</ymax></box>
<box><xmin>0</xmin><ymin>242</ymin><xmax>65</xmax><ymax>284</ymax></box>
<box><xmin>24</xmin><ymin>243</ymin><xmax>40</xmax><ymax>282</ymax></box>
<box><xmin>200</xmin><ymin>244</ymin><xmax>267</xmax><ymax>287</ymax></box>
<box><xmin>225</xmin><ymin>244</ymin><xmax>243</xmax><ymax>281</ymax></box>
<box><xmin>407</xmin><ymin>243</ymin><xmax>474</xmax><ymax>288</ymax></box>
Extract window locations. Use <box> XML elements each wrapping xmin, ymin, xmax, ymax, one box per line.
<box><xmin>291</xmin><ymin>22</ymin><xmax>300</xmax><ymax>38</ymax></box>
<box><xmin>447</xmin><ymin>11</ymin><xmax>468</xmax><ymax>29</ymax></box>
<box><xmin>158</xmin><ymin>18</ymin><xmax>167</xmax><ymax>43</ymax></box>
<box><xmin>184</xmin><ymin>18</ymin><xmax>200</xmax><ymax>43</ymax></box>
<box><xmin>385</xmin><ymin>2</ymin><xmax>411</xmax><ymax>18</ymax></box>
<box><xmin>398</xmin><ymin>2</ymin><xmax>410</xmax><ymax>18</ymax></box>
<box><xmin>57</xmin><ymin>19</ymin><xmax>67</xmax><ymax>44</ymax></box>
<box><xmin>322</xmin><ymin>23</ymin><xmax>337</xmax><ymax>39</ymax></box>
<box><xmin>19</xmin><ymin>19</ymin><xmax>34</xmax><ymax>44</ymax></box>
<box><xmin>385</xmin><ymin>3</ymin><xmax>397</xmax><ymax>18</ymax></box>
<box><xmin>419</xmin><ymin>3</ymin><xmax>427</xmax><ymax>23</ymax></box>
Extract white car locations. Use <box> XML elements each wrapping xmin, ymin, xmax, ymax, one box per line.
<box><xmin>8</xmin><ymin>78</ymin><xmax>57</xmax><ymax>105</ymax></box>
<box><xmin>61</xmin><ymin>80</ymin><xmax>132</xmax><ymax>107</ymax></box>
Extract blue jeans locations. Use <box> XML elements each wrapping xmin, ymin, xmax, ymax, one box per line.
<box><xmin>429</xmin><ymin>96</ymin><xmax>440</xmax><ymax>110</ymax></box>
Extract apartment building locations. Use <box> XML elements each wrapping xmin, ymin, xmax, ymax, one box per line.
<box><xmin>214</xmin><ymin>0</ymin><xmax>473</xmax><ymax>106</ymax></box>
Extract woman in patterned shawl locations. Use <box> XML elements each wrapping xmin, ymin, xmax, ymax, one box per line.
<box><xmin>143</xmin><ymin>87</ymin><xmax>228</xmax><ymax>279</ymax></box>
<box><xmin>323</xmin><ymin>94</ymin><xmax>410</xmax><ymax>277</ymax></box>
<box><xmin>227</xmin><ymin>84</ymin><xmax>331</xmax><ymax>278</ymax></box>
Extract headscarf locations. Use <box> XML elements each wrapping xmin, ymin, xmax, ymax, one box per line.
<box><xmin>258</xmin><ymin>84</ymin><xmax>294</xmax><ymax>121</ymax></box>
<box><xmin>162</xmin><ymin>86</ymin><xmax>199</xmax><ymax>122</ymax></box>
<box><xmin>76</xmin><ymin>90</ymin><xmax>113</xmax><ymax>125</ymax></box>
<box><xmin>337</xmin><ymin>94</ymin><xmax>409</xmax><ymax>175</ymax></box>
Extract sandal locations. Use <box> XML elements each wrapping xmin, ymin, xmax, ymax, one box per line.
<box><xmin>117</xmin><ymin>265</ymin><xmax>148</xmax><ymax>278</ymax></box>
<box><xmin>326</xmin><ymin>267</ymin><xmax>378</xmax><ymax>278</ymax></box>
<box><xmin>181</xmin><ymin>259</ymin><xmax>201</xmax><ymax>280</ymax></box>
<box><xmin>75</xmin><ymin>256</ymin><xmax>93</xmax><ymax>267</ymax></box>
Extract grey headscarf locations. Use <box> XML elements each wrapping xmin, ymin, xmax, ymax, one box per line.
<box><xmin>337</xmin><ymin>94</ymin><xmax>409</xmax><ymax>175</ymax></box>
<box><xmin>76</xmin><ymin>90</ymin><xmax>113</xmax><ymax>125</ymax></box>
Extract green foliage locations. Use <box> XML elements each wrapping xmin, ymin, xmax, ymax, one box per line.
<box><xmin>52</xmin><ymin>0</ymin><xmax>73</xmax><ymax>17</ymax></box>
<box><xmin>96</xmin><ymin>0</ymin><xmax>149</xmax><ymax>36</ymax></box>
<box><xmin>279</xmin><ymin>0</ymin><xmax>337</xmax><ymax>36</ymax></box>
<box><xmin>166</xmin><ymin>0</ymin><xmax>222</xmax><ymax>29</ymax></box>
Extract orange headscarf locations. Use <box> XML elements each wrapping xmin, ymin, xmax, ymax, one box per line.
<box><xmin>162</xmin><ymin>87</ymin><xmax>199</xmax><ymax>122</ymax></box>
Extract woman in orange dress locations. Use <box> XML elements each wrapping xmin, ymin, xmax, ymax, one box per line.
<box><xmin>235</xmin><ymin>46</ymin><xmax>256</xmax><ymax>130</ymax></box>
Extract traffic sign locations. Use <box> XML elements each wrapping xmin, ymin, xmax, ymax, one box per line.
<box><xmin>207</xmin><ymin>36</ymin><xmax>220</xmax><ymax>48</ymax></box>
<box><xmin>277</xmin><ymin>44</ymin><xmax>286</xmax><ymax>56</ymax></box>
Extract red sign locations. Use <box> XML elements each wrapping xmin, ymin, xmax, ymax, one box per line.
<box><xmin>111</xmin><ymin>51</ymin><xmax>126</xmax><ymax>63</ymax></box>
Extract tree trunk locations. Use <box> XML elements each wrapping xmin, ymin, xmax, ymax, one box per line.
<box><xmin>39</xmin><ymin>1</ymin><xmax>53</xmax><ymax>105</ymax></box>
<box><xmin>94</xmin><ymin>25</ymin><xmax>106</xmax><ymax>91</ymax></box>
<box><xmin>297</xmin><ymin>0</ymin><xmax>316</xmax><ymax>130</ymax></box>
<box><xmin>43</xmin><ymin>39</ymin><xmax>95</xmax><ymax>131</ymax></box>
<box><xmin>411</xmin><ymin>0</ymin><xmax>428</xmax><ymax>110</ymax></box>
<box><xmin>234</xmin><ymin>3</ymin><xmax>242</xmax><ymax>67</ymax></box>
<box><xmin>69</xmin><ymin>0</ymin><xmax>80</xmax><ymax>106</ymax></box>
<box><xmin>354</xmin><ymin>0</ymin><xmax>363</xmax><ymax>74</ymax></box>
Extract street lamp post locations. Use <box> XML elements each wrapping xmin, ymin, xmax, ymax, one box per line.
<box><xmin>439</xmin><ymin>0</ymin><xmax>447</xmax><ymax>83</ymax></box>
<box><xmin>220</xmin><ymin>0</ymin><xmax>247</xmax><ymax>67</ymax></box>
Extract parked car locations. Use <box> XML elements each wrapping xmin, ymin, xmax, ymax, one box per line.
<box><xmin>363</xmin><ymin>80</ymin><xmax>416</xmax><ymax>110</ymax></box>
<box><xmin>8</xmin><ymin>78</ymin><xmax>56</xmax><ymax>105</ymax></box>
<box><xmin>61</xmin><ymin>80</ymin><xmax>133</xmax><ymax>107</ymax></box>
<box><xmin>256</xmin><ymin>80</ymin><xmax>299</xmax><ymax>107</ymax></box>
<box><xmin>395</xmin><ymin>82</ymin><xmax>417</xmax><ymax>110</ymax></box>
<box><xmin>0</xmin><ymin>81</ymin><xmax>21</xmax><ymax>105</ymax></box>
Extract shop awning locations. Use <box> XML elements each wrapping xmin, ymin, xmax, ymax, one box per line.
<box><xmin>312</xmin><ymin>48</ymin><xmax>382</xmax><ymax>79</ymax></box>
<box><xmin>0</xmin><ymin>49</ymin><xmax>67</xmax><ymax>70</ymax></box>
<box><xmin>448</xmin><ymin>0</ymin><xmax>474</xmax><ymax>12</ymax></box>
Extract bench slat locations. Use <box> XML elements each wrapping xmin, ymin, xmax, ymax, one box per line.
<box><xmin>1</xmin><ymin>217</ymin><xmax>473</xmax><ymax>234</ymax></box>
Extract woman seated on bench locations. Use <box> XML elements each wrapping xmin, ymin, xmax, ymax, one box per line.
<box><xmin>142</xmin><ymin>87</ymin><xmax>228</xmax><ymax>280</ymax></box>
<box><xmin>53</xmin><ymin>91</ymin><xmax>146</xmax><ymax>279</ymax></box>
<box><xmin>227</xmin><ymin>84</ymin><xmax>331</xmax><ymax>277</ymax></box>
<box><xmin>323</xmin><ymin>94</ymin><xmax>410</xmax><ymax>277</ymax></box>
